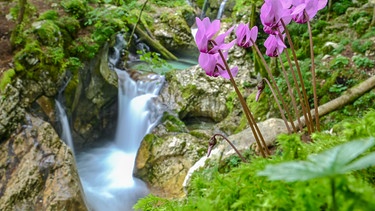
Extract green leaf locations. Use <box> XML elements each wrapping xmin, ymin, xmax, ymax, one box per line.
<box><xmin>257</xmin><ymin>161</ymin><xmax>321</xmax><ymax>182</ymax></box>
<box><xmin>258</xmin><ymin>138</ymin><xmax>375</xmax><ymax>182</ymax></box>
<box><xmin>342</xmin><ymin>152</ymin><xmax>375</xmax><ymax>172</ymax></box>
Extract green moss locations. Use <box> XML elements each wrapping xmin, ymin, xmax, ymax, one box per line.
<box><xmin>161</xmin><ymin>112</ymin><xmax>187</xmax><ymax>133</ymax></box>
<box><xmin>234</xmin><ymin>115</ymin><xmax>248</xmax><ymax>134</ymax></box>
<box><xmin>39</xmin><ymin>10</ymin><xmax>59</xmax><ymax>21</ymax></box>
<box><xmin>189</xmin><ymin>130</ymin><xmax>211</xmax><ymax>140</ymax></box>
<box><xmin>143</xmin><ymin>133</ymin><xmax>157</xmax><ymax>145</ymax></box>
<box><xmin>225</xmin><ymin>91</ymin><xmax>237</xmax><ymax>113</ymax></box>
<box><xmin>69</xmin><ymin>36</ymin><xmax>100</xmax><ymax>59</ymax></box>
<box><xmin>33</xmin><ymin>20</ymin><xmax>63</xmax><ymax>47</ymax></box>
<box><xmin>14</xmin><ymin>41</ymin><xmax>43</xmax><ymax>72</ymax></box>
<box><xmin>0</xmin><ymin>69</ymin><xmax>16</xmax><ymax>92</ymax></box>
<box><xmin>63</xmin><ymin>72</ymin><xmax>80</xmax><ymax>108</ymax></box>
<box><xmin>181</xmin><ymin>84</ymin><xmax>199</xmax><ymax>99</ymax></box>
<box><xmin>13</xmin><ymin>41</ymin><xmax>66</xmax><ymax>82</ymax></box>
<box><xmin>61</xmin><ymin>0</ymin><xmax>89</xmax><ymax>19</ymax></box>
<box><xmin>56</xmin><ymin>16</ymin><xmax>81</xmax><ymax>42</ymax></box>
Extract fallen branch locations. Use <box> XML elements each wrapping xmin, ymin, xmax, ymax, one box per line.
<box><xmin>295</xmin><ymin>75</ymin><xmax>375</xmax><ymax>128</ymax></box>
<box><xmin>131</xmin><ymin>24</ymin><xmax>178</xmax><ymax>60</ymax></box>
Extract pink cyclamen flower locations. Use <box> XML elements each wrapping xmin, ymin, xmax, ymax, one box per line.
<box><xmin>264</xmin><ymin>34</ymin><xmax>287</xmax><ymax>57</ymax></box>
<box><xmin>260</xmin><ymin>0</ymin><xmax>292</xmax><ymax>34</ymax></box>
<box><xmin>198</xmin><ymin>52</ymin><xmax>239</xmax><ymax>79</ymax></box>
<box><xmin>235</xmin><ymin>24</ymin><xmax>258</xmax><ymax>48</ymax></box>
<box><xmin>195</xmin><ymin>17</ymin><xmax>236</xmax><ymax>54</ymax></box>
<box><xmin>291</xmin><ymin>0</ymin><xmax>328</xmax><ymax>23</ymax></box>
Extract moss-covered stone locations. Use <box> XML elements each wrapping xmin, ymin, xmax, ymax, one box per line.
<box><xmin>0</xmin><ymin>69</ymin><xmax>16</xmax><ymax>93</ymax></box>
<box><xmin>32</xmin><ymin>20</ymin><xmax>63</xmax><ymax>47</ymax></box>
<box><xmin>161</xmin><ymin>112</ymin><xmax>188</xmax><ymax>133</ymax></box>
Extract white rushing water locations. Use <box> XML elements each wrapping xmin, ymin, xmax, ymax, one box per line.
<box><xmin>216</xmin><ymin>0</ymin><xmax>228</xmax><ymax>19</ymax></box>
<box><xmin>75</xmin><ymin>69</ymin><xmax>165</xmax><ymax>211</ymax></box>
<box><xmin>55</xmin><ymin>33</ymin><xmax>165</xmax><ymax>210</ymax></box>
<box><xmin>55</xmin><ymin>100</ymin><xmax>75</xmax><ymax>154</ymax></box>
<box><xmin>72</xmin><ymin>32</ymin><xmax>165</xmax><ymax>210</ymax></box>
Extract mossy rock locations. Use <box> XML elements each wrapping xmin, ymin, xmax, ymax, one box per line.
<box><xmin>161</xmin><ymin>112</ymin><xmax>188</xmax><ymax>133</ymax></box>
<box><xmin>32</xmin><ymin>20</ymin><xmax>63</xmax><ymax>47</ymax></box>
<box><xmin>61</xmin><ymin>0</ymin><xmax>89</xmax><ymax>19</ymax></box>
<box><xmin>0</xmin><ymin>69</ymin><xmax>16</xmax><ymax>93</ymax></box>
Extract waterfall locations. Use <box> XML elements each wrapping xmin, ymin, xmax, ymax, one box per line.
<box><xmin>55</xmin><ymin>100</ymin><xmax>74</xmax><ymax>154</ymax></box>
<box><xmin>216</xmin><ymin>0</ymin><xmax>228</xmax><ymax>19</ymax></box>
<box><xmin>76</xmin><ymin>71</ymin><xmax>164</xmax><ymax>211</ymax></box>
<box><xmin>74</xmin><ymin>34</ymin><xmax>165</xmax><ymax>210</ymax></box>
<box><xmin>109</xmin><ymin>33</ymin><xmax>126</xmax><ymax>67</ymax></box>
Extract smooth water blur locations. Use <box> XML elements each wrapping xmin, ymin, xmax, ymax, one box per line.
<box><xmin>55</xmin><ymin>100</ymin><xmax>75</xmax><ymax>154</ymax></box>
<box><xmin>77</xmin><ymin>144</ymin><xmax>149</xmax><ymax>211</ymax></box>
<box><xmin>76</xmin><ymin>69</ymin><xmax>165</xmax><ymax>211</ymax></box>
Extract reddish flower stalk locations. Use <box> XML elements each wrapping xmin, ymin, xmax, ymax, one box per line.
<box><xmin>280</xmin><ymin>19</ymin><xmax>314</xmax><ymax>133</ymax></box>
<box><xmin>260</xmin><ymin>78</ymin><xmax>292</xmax><ymax>134</ymax></box>
<box><xmin>207</xmin><ymin>134</ymin><xmax>247</xmax><ymax>163</ymax></box>
<box><xmin>306</xmin><ymin>16</ymin><xmax>320</xmax><ymax>131</ymax></box>
<box><xmin>276</xmin><ymin>51</ymin><xmax>303</xmax><ymax>132</ymax></box>
<box><xmin>251</xmin><ymin>39</ymin><xmax>297</xmax><ymax>132</ymax></box>
<box><xmin>216</xmin><ymin>48</ymin><xmax>270</xmax><ymax>157</ymax></box>
<box><xmin>275</xmin><ymin>26</ymin><xmax>309</xmax><ymax>133</ymax></box>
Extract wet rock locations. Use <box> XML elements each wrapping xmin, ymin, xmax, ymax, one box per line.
<box><xmin>0</xmin><ymin>115</ymin><xmax>87</xmax><ymax>211</ymax></box>
<box><xmin>160</xmin><ymin>66</ymin><xmax>233</xmax><ymax>122</ymax></box>
<box><xmin>70</xmin><ymin>44</ymin><xmax>118</xmax><ymax>148</ymax></box>
<box><xmin>153</xmin><ymin>6</ymin><xmax>197</xmax><ymax>53</ymax></box>
<box><xmin>0</xmin><ymin>79</ymin><xmax>26</xmax><ymax>141</ymax></box>
<box><xmin>135</xmin><ymin>132</ymin><xmax>207</xmax><ymax>198</ymax></box>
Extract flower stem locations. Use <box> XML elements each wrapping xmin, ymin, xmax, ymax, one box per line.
<box><xmin>281</xmin><ymin>19</ymin><xmax>314</xmax><ymax>133</ymax></box>
<box><xmin>252</xmin><ymin>41</ymin><xmax>297</xmax><ymax>133</ymax></box>
<box><xmin>217</xmin><ymin>49</ymin><xmax>269</xmax><ymax>157</ymax></box>
<box><xmin>262</xmin><ymin>78</ymin><xmax>292</xmax><ymax>133</ymax></box>
<box><xmin>307</xmin><ymin>19</ymin><xmax>320</xmax><ymax>131</ymax></box>
<box><xmin>276</xmin><ymin>55</ymin><xmax>303</xmax><ymax>132</ymax></box>
<box><xmin>208</xmin><ymin>134</ymin><xmax>248</xmax><ymax>163</ymax></box>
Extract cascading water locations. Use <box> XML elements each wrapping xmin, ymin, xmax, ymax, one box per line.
<box><xmin>53</xmin><ymin>33</ymin><xmax>166</xmax><ymax>210</ymax></box>
<box><xmin>76</xmin><ymin>69</ymin><xmax>164</xmax><ymax>211</ymax></box>
<box><xmin>55</xmin><ymin>100</ymin><xmax>75</xmax><ymax>154</ymax></box>
<box><xmin>216</xmin><ymin>0</ymin><xmax>228</xmax><ymax>19</ymax></box>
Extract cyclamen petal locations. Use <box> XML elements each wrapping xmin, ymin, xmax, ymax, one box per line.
<box><xmin>264</xmin><ymin>34</ymin><xmax>287</xmax><ymax>57</ymax></box>
<box><xmin>291</xmin><ymin>0</ymin><xmax>328</xmax><ymax>23</ymax></box>
<box><xmin>198</xmin><ymin>53</ymin><xmax>217</xmax><ymax>77</ymax></box>
<box><xmin>198</xmin><ymin>52</ymin><xmax>238</xmax><ymax>79</ymax></box>
<box><xmin>236</xmin><ymin>24</ymin><xmax>258</xmax><ymax>48</ymax></box>
<box><xmin>219</xmin><ymin>66</ymin><xmax>239</xmax><ymax>79</ymax></box>
<box><xmin>194</xmin><ymin>17</ymin><xmax>236</xmax><ymax>54</ymax></box>
<box><xmin>260</xmin><ymin>0</ymin><xmax>292</xmax><ymax>34</ymax></box>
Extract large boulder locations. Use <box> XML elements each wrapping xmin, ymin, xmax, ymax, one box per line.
<box><xmin>0</xmin><ymin>115</ymin><xmax>87</xmax><ymax>211</ymax></box>
<box><xmin>67</xmin><ymin>43</ymin><xmax>119</xmax><ymax>149</ymax></box>
<box><xmin>160</xmin><ymin>65</ymin><xmax>233</xmax><ymax>122</ymax></box>
<box><xmin>182</xmin><ymin>118</ymin><xmax>289</xmax><ymax>192</ymax></box>
<box><xmin>0</xmin><ymin>79</ymin><xmax>26</xmax><ymax>141</ymax></box>
<box><xmin>135</xmin><ymin>132</ymin><xmax>207</xmax><ymax>198</ymax></box>
<box><xmin>152</xmin><ymin>6</ymin><xmax>197</xmax><ymax>54</ymax></box>
<box><xmin>135</xmin><ymin>61</ymin><xmax>258</xmax><ymax>198</ymax></box>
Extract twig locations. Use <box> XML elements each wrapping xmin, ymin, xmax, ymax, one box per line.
<box><xmin>126</xmin><ymin>0</ymin><xmax>149</xmax><ymax>51</ymax></box>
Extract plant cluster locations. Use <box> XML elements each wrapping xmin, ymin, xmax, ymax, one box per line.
<box><xmin>134</xmin><ymin>0</ymin><xmax>375</xmax><ymax>210</ymax></box>
<box><xmin>194</xmin><ymin>0</ymin><xmax>330</xmax><ymax>158</ymax></box>
<box><xmin>134</xmin><ymin>110</ymin><xmax>375</xmax><ymax>210</ymax></box>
